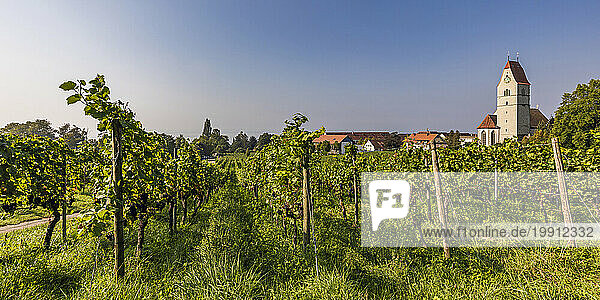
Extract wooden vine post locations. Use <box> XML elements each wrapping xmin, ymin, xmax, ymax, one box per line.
<box><xmin>551</xmin><ymin>137</ymin><xmax>575</xmax><ymax>247</ymax></box>
<box><xmin>424</xmin><ymin>157</ymin><xmax>432</xmax><ymax>222</ymax></box>
<box><xmin>350</xmin><ymin>145</ymin><xmax>359</xmax><ymax>226</ymax></box>
<box><xmin>61</xmin><ymin>153</ymin><xmax>67</xmax><ymax>243</ymax></box>
<box><xmin>169</xmin><ymin>147</ymin><xmax>178</xmax><ymax>235</ymax></box>
<box><xmin>112</xmin><ymin>118</ymin><xmax>125</xmax><ymax>278</ymax></box>
<box><xmin>174</xmin><ymin>147</ymin><xmax>178</xmax><ymax>233</ymax></box>
<box><xmin>353</xmin><ymin>170</ymin><xmax>359</xmax><ymax>225</ymax></box>
<box><xmin>136</xmin><ymin>193</ymin><xmax>148</xmax><ymax>258</ymax></box>
<box><xmin>302</xmin><ymin>155</ymin><xmax>311</xmax><ymax>247</ymax></box>
<box><xmin>425</xmin><ymin>184</ymin><xmax>432</xmax><ymax>222</ymax></box>
<box><xmin>494</xmin><ymin>158</ymin><xmax>498</xmax><ymax>202</ymax></box>
<box><xmin>431</xmin><ymin>142</ymin><xmax>450</xmax><ymax>258</ymax></box>
<box><xmin>179</xmin><ymin>147</ymin><xmax>187</xmax><ymax>225</ymax></box>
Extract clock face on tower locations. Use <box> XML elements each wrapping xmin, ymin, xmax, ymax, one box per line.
<box><xmin>504</xmin><ymin>76</ymin><xmax>511</xmax><ymax>83</ymax></box>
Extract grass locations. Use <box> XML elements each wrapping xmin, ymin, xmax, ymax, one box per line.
<box><xmin>0</xmin><ymin>194</ymin><xmax>93</xmax><ymax>227</ymax></box>
<box><xmin>1</xmin><ymin>186</ymin><xmax>599</xmax><ymax>299</ymax></box>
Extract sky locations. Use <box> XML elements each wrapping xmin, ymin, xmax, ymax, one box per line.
<box><xmin>1</xmin><ymin>1</ymin><xmax>599</xmax><ymax>139</ymax></box>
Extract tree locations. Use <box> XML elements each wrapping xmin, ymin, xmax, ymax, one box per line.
<box><xmin>1</xmin><ymin>119</ymin><xmax>57</xmax><ymax>139</ymax></box>
<box><xmin>58</xmin><ymin>123</ymin><xmax>88</xmax><ymax>149</ymax></box>
<box><xmin>192</xmin><ymin>137</ymin><xmax>211</xmax><ymax>157</ymax></box>
<box><xmin>552</xmin><ymin>79</ymin><xmax>600</xmax><ymax>148</ymax></box>
<box><xmin>256</xmin><ymin>133</ymin><xmax>273</xmax><ymax>150</ymax></box>
<box><xmin>192</xmin><ymin>127</ymin><xmax>230</xmax><ymax>156</ymax></box>
<box><xmin>175</xmin><ymin>135</ymin><xmax>188</xmax><ymax>152</ymax></box>
<box><xmin>383</xmin><ymin>132</ymin><xmax>405</xmax><ymax>149</ymax></box>
<box><xmin>248</xmin><ymin>136</ymin><xmax>257</xmax><ymax>150</ymax></box>
<box><xmin>211</xmin><ymin>129</ymin><xmax>230</xmax><ymax>154</ymax></box>
<box><xmin>446</xmin><ymin>130</ymin><xmax>461</xmax><ymax>149</ymax></box>
<box><xmin>157</xmin><ymin>133</ymin><xmax>176</xmax><ymax>155</ymax></box>
<box><xmin>319</xmin><ymin>141</ymin><xmax>331</xmax><ymax>153</ymax></box>
<box><xmin>231</xmin><ymin>131</ymin><xmax>249</xmax><ymax>153</ymax></box>
<box><xmin>202</xmin><ymin>118</ymin><xmax>212</xmax><ymax>137</ymax></box>
<box><xmin>523</xmin><ymin>118</ymin><xmax>552</xmax><ymax>145</ymax></box>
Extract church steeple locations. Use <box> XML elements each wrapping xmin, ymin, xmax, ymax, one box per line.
<box><xmin>477</xmin><ymin>55</ymin><xmax>547</xmax><ymax>145</ymax></box>
<box><xmin>496</xmin><ymin>58</ymin><xmax>531</xmax><ymax>141</ymax></box>
<box><xmin>503</xmin><ymin>60</ymin><xmax>530</xmax><ymax>85</ymax></box>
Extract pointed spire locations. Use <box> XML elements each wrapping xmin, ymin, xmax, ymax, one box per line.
<box><xmin>516</xmin><ymin>51</ymin><xmax>519</xmax><ymax>62</ymax></box>
<box><xmin>507</xmin><ymin>50</ymin><xmax>510</xmax><ymax>61</ymax></box>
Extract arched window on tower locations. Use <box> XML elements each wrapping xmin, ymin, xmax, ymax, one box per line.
<box><xmin>490</xmin><ymin>131</ymin><xmax>495</xmax><ymax>145</ymax></box>
<box><xmin>504</xmin><ymin>89</ymin><xmax>510</xmax><ymax>96</ymax></box>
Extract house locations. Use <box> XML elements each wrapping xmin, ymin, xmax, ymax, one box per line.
<box><xmin>404</xmin><ymin>131</ymin><xmax>446</xmax><ymax>150</ymax></box>
<box><xmin>363</xmin><ymin>140</ymin><xmax>385</xmax><ymax>152</ymax></box>
<box><xmin>325</xmin><ymin>131</ymin><xmax>411</xmax><ymax>151</ymax></box>
<box><xmin>325</xmin><ymin>131</ymin><xmax>390</xmax><ymax>152</ymax></box>
<box><xmin>313</xmin><ymin>134</ymin><xmax>353</xmax><ymax>154</ymax></box>
<box><xmin>476</xmin><ymin>57</ymin><xmax>548</xmax><ymax>145</ymax></box>
<box><xmin>325</xmin><ymin>131</ymin><xmax>390</xmax><ymax>144</ymax></box>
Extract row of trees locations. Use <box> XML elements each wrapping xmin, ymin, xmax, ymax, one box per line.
<box><xmin>0</xmin><ymin>120</ymin><xmax>88</xmax><ymax>149</ymax></box>
<box><xmin>0</xmin><ymin>118</ymin><xmax>274</xmax><ymax>157</ymax></box>
<box><xmin>0</xmin><ymin>118</ymin><xmax>276</xmax><ymax>161</ymax></box>
<box><xmin>192</xmin><ymin>118</ymin><xmax>273</xmax><ymax>156</ymax></box>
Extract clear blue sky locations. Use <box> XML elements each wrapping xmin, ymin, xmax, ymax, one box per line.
<box><xmin>1</xmin><ymin>1</ymin><xmax>599</xmax><ymax>138</ymax></box>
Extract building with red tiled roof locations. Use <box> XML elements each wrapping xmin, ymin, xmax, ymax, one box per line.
<box><xmin>325</xmin><ymin>131</ymin><xmax>390</xmax><ymax>144</ymax></box>
<box><xmin>313</xmin><ymin>134</ymin><xmax>351</xmax><ymax>144</ymax></box>
<box><xmin>363</xmin><ymin>140</ymin><xmax>385</xmax><ymax>151</ymax></box>
<box><xmin>404</xmin><ymin>131</ymin><xmax>446</xmax><ymax>150</ymax></box>
<box><xmin>477</xmin><ymin>115</ymin><xmax>499</xmax><ymax>146</ymax></box>
<box><xmin>477</xmin><ymin>115</ymin><xmax>499</xmax><ymax>130</ymax></box>
<box><xmin>313</xmin><ymin>134</ymin><xmax>353</xmax><ymax>154</ymax></box>
<box><xmin>476</xmin><ymin>57</ymin><xmax>548</xmax><ymax>145</ymax></box>
<box><xmin>325</xmin><ymin>131</ymin><xmax>411</xmax><ymax>152</ymax></box>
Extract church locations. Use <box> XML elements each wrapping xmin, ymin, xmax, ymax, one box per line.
<box><xmin>476</xmin><ymin>56</ymin><xmax>548</xmax><ymax>145</ymax></box>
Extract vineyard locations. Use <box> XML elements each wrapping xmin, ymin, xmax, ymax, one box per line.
<box><xmin>1</xmin><ymin>75</ymin><xmax>600</xmax><ymax>299</ymax></box>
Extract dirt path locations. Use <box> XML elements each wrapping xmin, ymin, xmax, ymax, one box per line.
<box><xmin>0</xmin><ymin>213</ymin><xmax>80</xmax><ymax>234</ymax></box>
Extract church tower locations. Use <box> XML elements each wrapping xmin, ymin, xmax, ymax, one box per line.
<box><xmin>495</xmin><ymin>59</ymin><xmax>531</xmax><ymax>141</ymax></box>
<box><xmin>477</xmin><ymin>55</ymin><xmax>548</xmax><ymax>146</ymax></box>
